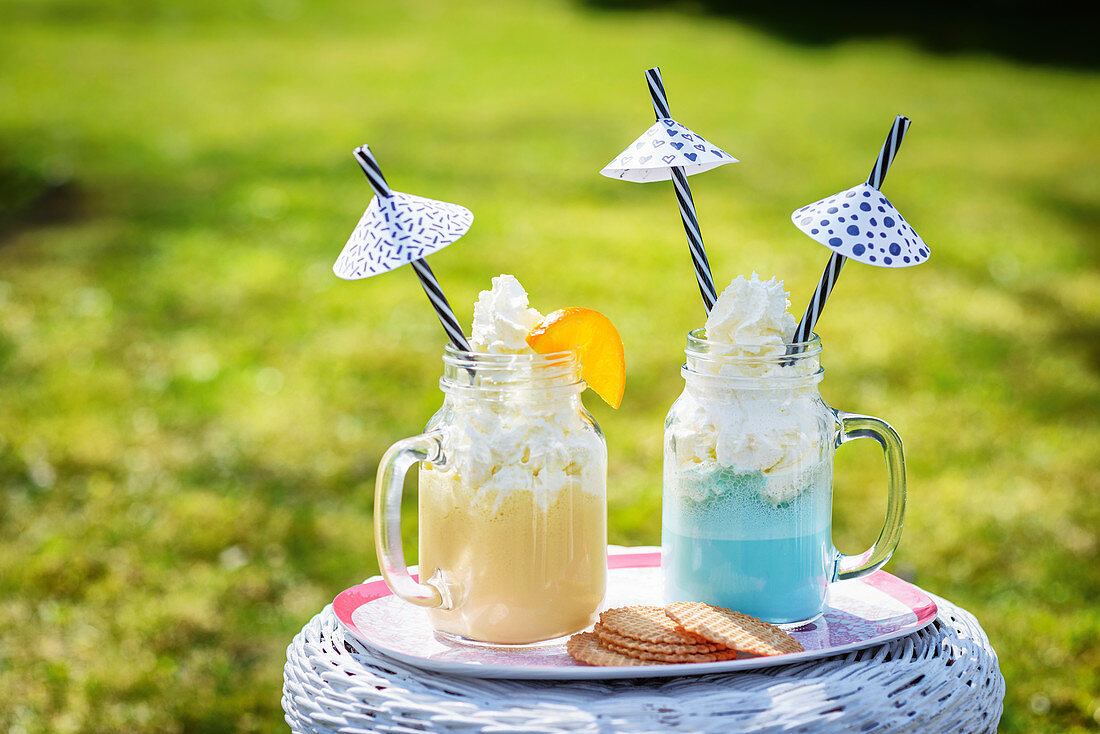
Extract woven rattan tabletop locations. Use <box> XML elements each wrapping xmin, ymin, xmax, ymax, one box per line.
<box><xmin>282</xmin><ymin>573</ymin><xmax>1004</xmax><ymax>733</ymax></box>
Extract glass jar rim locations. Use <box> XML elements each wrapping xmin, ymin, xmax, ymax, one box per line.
<box><xmin>440</xmin><ymin>344</ymin><xmax>585</xmax><ymax>396</ymax></box>
<box><xmin>442</xmin><ymin>344</ymin><xmax>580</xmax><ymax>366</ymax></box>
<box><xmin>682</xmin><ymin>328</ymin><xmax>824</xmax><ymax>387</ymax></box>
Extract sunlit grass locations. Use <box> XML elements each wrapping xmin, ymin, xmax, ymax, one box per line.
<box><xmin>1</xmin><ymin>0</ymin><xmax>1098</xmax><ymax>731</ymax></box>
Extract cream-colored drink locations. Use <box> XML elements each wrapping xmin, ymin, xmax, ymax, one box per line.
<box><xmin>419</xmin><ymin>470</ymin><xmax>605</xmax><ymax>643</ymax></box>
<box><xmin>416</xmin><ymin>275</ymin><xmax>607</xmax><ymax>644</ymax></box>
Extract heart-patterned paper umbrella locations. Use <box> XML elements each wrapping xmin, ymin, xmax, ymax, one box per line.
<box><xmin>333</xmin><ymin>145</ymin><xmax>473</xmax><ymax>351</ymax></box>
<box><xmin>599</xmin><ymin>67</ymin><xmax>737</xmax><ymax>313</ymax></box>
<box><xmin>789</xmin><ymin>116</ymin><xmax>929</xmax><ymax>349</ymax></box>
<box><xmin>600</xmin><ymin>118</ymin><xmax>737</xmax><ymax>183</ymax></box>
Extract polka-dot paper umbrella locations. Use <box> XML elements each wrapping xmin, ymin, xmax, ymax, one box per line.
<box><xmin>789</xmin><ymin>116</ymin><xmax>929</xmax><ymax>346</ymax></box>
<box><xmin>333</xmin><ymin>145</ymin><xmax>473</xmax><ymax>351</ymax></box>
<box><xmin>600</xmin><ymin>67</ymin><xmax>738</xmax><ymax>313</ymax></box>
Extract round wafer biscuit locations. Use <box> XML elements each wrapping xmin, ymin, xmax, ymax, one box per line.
<box><xmin>665</xmin><ymin>602</ymin><xmax>805</xmax><ymax>657</ymax></box>
<box><xmin>602</xmin><ymin>639</ymin><xmax>742</xmax><ymax>663</ymax></box>
<box><xmin>566</xmin><ymin>632</ymin><xmax>664</xmax><ymax>667</ymax></box>
<box><xmin>598</xmin><ymin>605</ymin><xmax>708</xmax><ymax>645</ymax></box>
<box><xmin>593</xmin><ymin>623</ymin><xmax>725</xmax><ymax>654</ymax></box>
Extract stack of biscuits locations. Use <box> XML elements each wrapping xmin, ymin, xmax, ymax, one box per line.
<box><xmin>567</xmin><ymin>601</ymin><xmax>804</xmax><ymax>666</ymax></box>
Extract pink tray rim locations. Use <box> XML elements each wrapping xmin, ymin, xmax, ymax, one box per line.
<box><xmin>334</xmin><ymin>550</ymin><xmax>939</xmax><ymax>679</ymax></box>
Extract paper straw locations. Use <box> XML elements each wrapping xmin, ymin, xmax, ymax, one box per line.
<box><xmin>790</xmin><ymin>116</ymin><xmax>911</xmax><ymax>347</ymax></box>
<box><xmin>353</xmin><ymin>145</ymin><xmax>472</xmax><ymax>353</ymax></box>
<box><xmin>409</xmin><ymin>259</ymin><xmax>471</xmax><ymax>352</ymax></box>
<box><xmin>791</xmin><ymin>251</ymin><xmax>846</xmax><ymax>347</ymax></box>
<box><xmin>867</xmin><ymin>116</ymin><xmax>912</xmax><ymax>190</ymax></box>
<box><xmin>353</xmin><ymin>145</ymin><xmax>393</xmax><ymax>197</ymax></box>
<box><xmin>645</xmin><ymin>67</ymin><xmax>719</xmax><ymax>312</ymax></box>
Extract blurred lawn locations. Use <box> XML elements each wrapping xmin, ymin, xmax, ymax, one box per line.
<box><xmin>1</xmin><ymin>0</ymin><xmax>1098</xmax><ymax>731</ymax></box>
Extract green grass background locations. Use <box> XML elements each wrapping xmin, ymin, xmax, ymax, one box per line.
<box><xmin>1</xmin><ymin>0</ymin><xmax>1097</xmax><ymax>731</ymax></box>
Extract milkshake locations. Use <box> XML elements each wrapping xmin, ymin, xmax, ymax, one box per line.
<box><xmin>378</xmin><ymin>275</ymin><xmax>609</xmax><ymax>644</ymax></box>
<box><xmin>662</xmin><ymin>273</ymin><xmax>834</xmax><ymax>624</ymax></box>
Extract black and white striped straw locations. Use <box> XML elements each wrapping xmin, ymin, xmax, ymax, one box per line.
<box><xmin>645</xmin><ymin>67</ymin><xmax>719</xmax><ymax>313</ymax></box>
<box><xmin>354</xmin><ymin>145</ymin><xmax>471</xmax><ymax>353</ymax></box>
<box><xmin>790</xmin><ymin>116</ymin><xmax>911</xmax><ymax>348</ymax></box>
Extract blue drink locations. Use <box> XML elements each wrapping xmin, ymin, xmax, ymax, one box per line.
<box><xmin>662</xmin><ymin>463</ymin><xmax>833</xmax><ymax>624</ymax></box>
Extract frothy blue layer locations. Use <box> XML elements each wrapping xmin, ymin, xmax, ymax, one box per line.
<box><xmin>663</xmin><ymin>463</ymin><xmax>831</xmax><ymax>540</ymax></box>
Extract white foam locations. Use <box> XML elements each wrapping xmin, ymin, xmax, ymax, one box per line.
<box><xmin>675</xmin><ymin>273</ymin><xmax>823</xmax><ymax>505</ymax></box>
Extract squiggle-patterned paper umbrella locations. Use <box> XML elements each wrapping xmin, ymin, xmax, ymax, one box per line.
<box><xmin>333</xmin><ymin>144</ymin><xmax>473</xmax><ymax>353</ymax></box>
<box><xmin>791</xmin><ymin>183</ymin><xmax>928</xmax><ymax>268</ymax></box>
<box><xmin>333</xmin><ymin>192</ymin><xmax>473</xmax><ymax>281</ymax></box>
<box><xmin>600</xmin><ymin>118</ymin><xmax>737</xmax><ymax>183</ymax></box>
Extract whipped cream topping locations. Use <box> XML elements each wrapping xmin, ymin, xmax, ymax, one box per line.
<box><xmin>704</xmin><ymin>272</ymin><xmax>796</xmax><ymax>359</ymax></box>
<box><xmin>431</xmin><ymin>274</ymin><xmax>604</xmax><ymax>511</ymax></box>
<box><xmin>673</xmin><ymin>273</ymin><xmax>823</xmax><ymax>505</ymax></box>
<box><xmin>470</xmin><ymin>274</ymin><xmax>544</xmax><ymax>354</ymax></box>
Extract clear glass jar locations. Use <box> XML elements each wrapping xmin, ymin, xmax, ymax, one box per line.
<box><xmin>376</xmin><ymin>347</ymin><xmax>607</xmax><ymax>645</ymax></box>
<box><xmin>662</xmin><ymin>330</ymin><xmax>905</xmax><ymax>625</ymax></box>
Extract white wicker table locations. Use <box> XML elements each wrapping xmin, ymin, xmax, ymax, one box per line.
<box><xmin>282</xmin><ymin>585</ymin><xmax>1004</xmax><ymax>733</ymax></box>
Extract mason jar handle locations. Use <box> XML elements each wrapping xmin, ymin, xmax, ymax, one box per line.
<box><xmin>833</xmin><ymin>411</ymin><xmax>906</xmax><ymax>581</ymax></box>
<box><xmin>374</xmin><ymin>431</ymin><xmax>451</xmax><ymax>608</ymax></box>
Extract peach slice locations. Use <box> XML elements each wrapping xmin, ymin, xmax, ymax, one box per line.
<box><xmin>526</xmin><ymin>307</ymin><xmax>626</xmax><ymax>409</ymax></box>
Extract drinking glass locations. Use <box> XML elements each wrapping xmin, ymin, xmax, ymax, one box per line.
<box><xmin>662</xmin><ymin>331</ymin><xmax>905</xmax><ymax>625</ymax></box>
<box><xmin>376</xmin><ymin>347</ymin><xmax>607</xmax><ymax>644</ymax></box>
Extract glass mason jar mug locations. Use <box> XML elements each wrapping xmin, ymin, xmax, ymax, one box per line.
<box><xmin>375</xmin><ymin>347</ymin><xmax>608</xmax><ymax>645</ymax></box>
<box><xmin>662</xmin><ymin>331</ymin><xmax>905</xmax><ymax>626</ymax></box>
